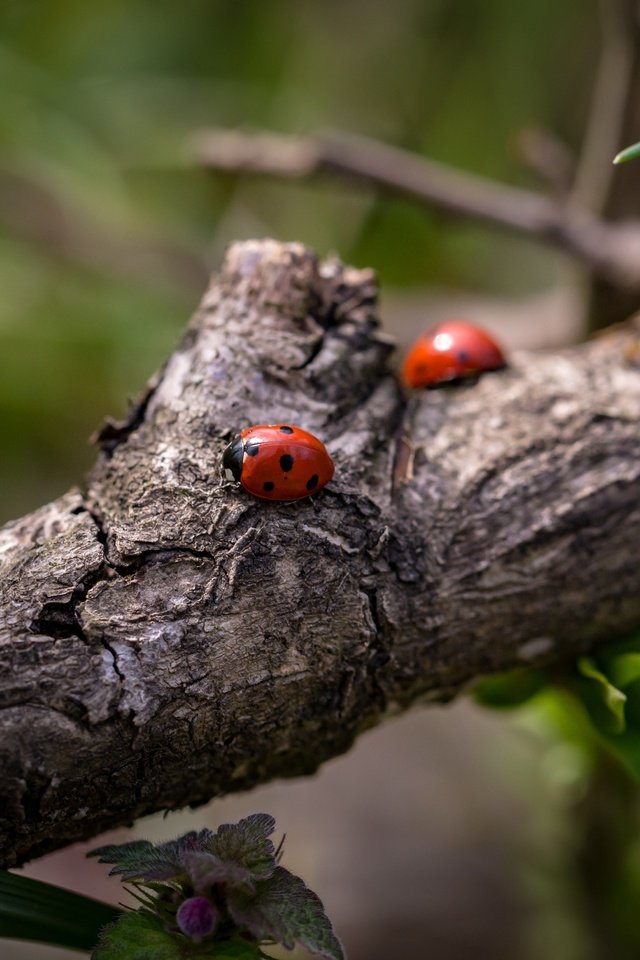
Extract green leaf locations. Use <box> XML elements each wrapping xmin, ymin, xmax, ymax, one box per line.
<box><xmin>614</xmin><ymin>141</ymin><xmax>640</xmax><ymax>164</ymax></box>
<box><xmin>576</xmin><ymin>656</ymin><xmax>627</xmax><ymax>734</ymax></box>
<box><xmin>228</xmin><ymin>866</ymin><xmax>344</xmax><ymax>960</ymax></box>
<box><xmin>205</xmin><ymin>814</ymin><xmax>277</xmax><ymax>883</ymax></box>
<box><xmin>603</xmin><ymin>652</ymin><xmax>640</xmax><ymax>691</ymax></box>
<box><xmin>0</xmin><ymin>869</ymin><xmax>121</xmax><ymax>951</ymax></box>
<box><xmin>89</xmin><ymin>840</ymin><xmax>182</xmax><ymax>882</ymax></box>
<box><xmin>90</xmin><ymin>832</ymin><xmax>213</xmax><ymax>882</ymax></box>
<box><xmin>472</xmin><ymin>667</ymin><xmax>547</xmax><ymax>708</ymax></box>
<box><xmin>92</xmin><ymin>912</ymin><xmax>181</xmax><ymax>960</ymax></box>
<box><xmin>92</xmin><ymin>911</ymin><xmax>262</xmax><ymax>960</ymax></box>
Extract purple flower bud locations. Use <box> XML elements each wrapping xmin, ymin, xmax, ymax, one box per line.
<box><xmin>176</xmin><ymin>896</ymin><xmax>218</xmax><ymax>942</ymax></box>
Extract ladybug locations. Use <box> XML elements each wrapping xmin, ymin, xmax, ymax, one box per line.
<box><xmin>222</xmin><ymin>424</ymin><xmax>334</xmax><ymax>501</ymax></box>
<box><xmin>402</xmin><ymin>320</ymin><xmax>506</xmax><ymax>388</ymax></box>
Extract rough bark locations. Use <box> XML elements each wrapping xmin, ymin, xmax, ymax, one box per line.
<box><xmin>1</xmin><ymin>239</ymin><xmax>640</xmax><ymax>868</ymax></box>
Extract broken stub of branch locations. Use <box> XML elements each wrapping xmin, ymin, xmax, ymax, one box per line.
<box><xmin>1</xmin><ymin>238</ymin><xmax>640</xmax><ymax>868</ymax></box>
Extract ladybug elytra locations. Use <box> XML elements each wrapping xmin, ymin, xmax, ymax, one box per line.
<box><xmin>222</xmin><ymin>424</ymin><xmax>334</xmax><ymax>501</ymax></box>
<box><xmin>402</xmin><ymin>320</ymin><xmax>506</xmax><ymax>388</ymax></box>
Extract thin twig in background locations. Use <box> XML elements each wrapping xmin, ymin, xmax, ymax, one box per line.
<box><xmin>189</xmin><ymin>127</ymin><xmax>640</xmax><ymax>291</ymax></box>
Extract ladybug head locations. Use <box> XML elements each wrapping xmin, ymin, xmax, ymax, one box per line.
<box><xmin>222</xmin><ymin>435</ymin><xmax>244</xmax><ymax>482</ymax></box>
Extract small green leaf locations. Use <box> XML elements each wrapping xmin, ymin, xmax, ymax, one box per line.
<box><xmin>0</xmin><ymin>870</ymin><xmax>121</xmax><ymax>951</ymax></box>
<box><xmin>604</xmin><ymin>652</ymin><xmax>640</xmax><ymax>691</ymax></box>
<box><xmin>614</xmin><ymin>141</ymin><xmax>640</xmax><ymax>164</ymax></box>
<box><xmin>90</xmin><ymin>832</ymin><xmax>212</xmax><ymax>882</ymax></box>
<box><xmin>89</xmin><ymin>841</ymin><xmax>174</xmax><ymax>881</ymax></box>
<box><xmin>92</xmin><ymin>912</ymin><xmax>262</xmax><ymax>960</ymax></box>
<box><xmin>576</xmin><ymin>656</ymin><xmax>627</xmax><ymax>734</ymax></box>
<box><xmin>92</xmin><ymin>912</ymin><xmax>181</xmax><ymax>960</ymax></box>
<box><xmin>228</xmin><ymin>866</ymin><xmax>344</xmax><ymax>960</ymax></box>
<box><xmin>472</xmin><ymin>667</ymin><xmax>547</xmax><ymax>708</ymax></box>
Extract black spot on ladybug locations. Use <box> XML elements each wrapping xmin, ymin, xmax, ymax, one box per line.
<box><xmin>306</xmin><ymin>474</ymin><xmax>319</xmax><ymax>491</ymax></box>
<box><xmin>457</xmin><ymin>350</ymin><xmax>470</xmax><ymax>362</ymax></box>
<box><xmin>280</xmin><ymin>454</ymin><xmax>294</xmax><ymax>472</ymax></box>
<box><xmin>263</xmin><ymin>481</ymin><xmax>275</xmax><ymax>492</ymax></box>
<box><xmin>244</xmin><ymin>440</ymin><xmax>260</xmax><ymax>457</ymax></box>
<box><xmin>279</xmin><ymin>425</ymin><xmax>294</xmax><ymax>434</ymax></box>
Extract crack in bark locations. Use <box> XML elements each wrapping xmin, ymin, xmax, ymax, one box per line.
<box><xmin>19</xmin><ymin>773</ymin><xmax>51</xmax><ymax>825</ymax></box>
<box><xmin>30</xmin><ymin>555</ymin><xmax>107</xmax><ymax>642</ymax></box>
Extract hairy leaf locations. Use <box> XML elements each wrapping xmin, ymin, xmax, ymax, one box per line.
<box><xmin>90</xmin><ymin>832</ymin><xmax>213</xmax><ymax>882</ymax></box>
<box><xmin>89</xmin><ymin>840</ymin><xmax>182</xmax><ymax>882</ymax></box>
<box><xmin>228</xmin><ymin>865</ymin><xmax>344</xmax><ymax>960</ymax></box>
<box><xmin>92</xmin><ymin>912</ymin><xmax>182</xmax><ymax>960</ymax></box>
<box><xmin>205</xmin><ymin>814</ymin><xmax>277</xmax><ymax>882</ymax></box>
<box><xmin>0</xmin><ymin>870</ymin><xmax>121</xmax><ymax>951</ymax></box>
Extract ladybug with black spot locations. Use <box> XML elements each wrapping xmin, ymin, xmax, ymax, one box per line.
<box><xmin>222</xmin><ymin>424</ymin><xmax>334</xmax><ymax>501</ymax></box>
<box><xmin>402</xmin><ymin>320</ymin><xmax>506</xmax><ymax>388</ymax></box>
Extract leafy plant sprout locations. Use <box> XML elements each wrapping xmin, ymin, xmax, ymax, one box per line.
<box><xmin>88</xmin><ymin>813</ymin><xmax>344</xmax><ymax>960</ymax></box>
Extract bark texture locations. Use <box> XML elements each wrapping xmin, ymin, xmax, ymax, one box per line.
<box><xmin>1</xmin><ymin>239</ymin><xmax>640</xmax><ymax>868</ymax></box>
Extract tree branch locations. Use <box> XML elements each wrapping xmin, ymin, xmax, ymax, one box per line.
<box><xmin>2</xmin><ymin>239</ymin><xmax>640</xmax><ymax>868</ymax></box>
<box><xmin>190</xmin><ymin>128</ymin><xmax>640</xmax><ymax>289</ymax></box>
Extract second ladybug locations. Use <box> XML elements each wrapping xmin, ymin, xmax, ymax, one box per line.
<box><xmin>222</xmin><ymin>424</ymin><xmax>334</xmax><ymax>501</ymax></box>
<box><xmin>402</xmin><ymin>320</ymin><xmax>506</xmax><ymax>388</ymax></box>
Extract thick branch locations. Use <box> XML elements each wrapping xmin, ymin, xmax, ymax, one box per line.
<box><xmin>190</xmin><ymin>128</ymin><xmax>640</xmax><ymax>289</ymax></box>
<box><xmin>2</xmin><ymin>239</ymin><xmax>640</xmax><ymax>867</ymax></box>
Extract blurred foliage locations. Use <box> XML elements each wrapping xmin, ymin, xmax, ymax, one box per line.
<box><xmin>475</xmin><ymin>634</ymin><xmax>640</xmax><ymax>958</ymax></box>
<box><xmin>0</xmin><ymin>0</ymin><xmax>599</xmax><ymax>522</ymax></box>
<box><xmin>475</xmin><ymin>633</ymin><xmax>640</xmax><ymax>779</ymax></box>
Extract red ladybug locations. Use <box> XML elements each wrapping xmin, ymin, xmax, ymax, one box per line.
<box><xmin>402</xmin><ymin>320</ymin><xmax>506</xmax><ymax>388</ymax></box>
<box><xmin>222</xmin><ymin>424</ymin><xmax>334</xmax><ymax>501</ymax></box>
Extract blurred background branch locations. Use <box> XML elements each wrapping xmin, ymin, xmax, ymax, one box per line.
<box><xmin>189</xmin><ymin>126</ymin><xmax>640</xmax><ymax>292</ymax></box>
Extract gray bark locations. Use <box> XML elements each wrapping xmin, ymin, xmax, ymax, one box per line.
<box><xmin>1</xmin><ymin>239</ymin><xmax>640</xmax><ymax>868</ymax></box>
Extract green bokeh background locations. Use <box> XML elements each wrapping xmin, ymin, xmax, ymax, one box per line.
<box><xmin>0</xmin><ymin>0</ymin><xmax>597</xmax><ymax>522</ymax></box>
<box><xmin>7</xmin><ymin>8</ymin><xmax>640</xmax><ymax>960</ymax></box>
